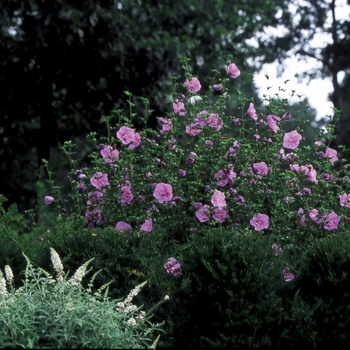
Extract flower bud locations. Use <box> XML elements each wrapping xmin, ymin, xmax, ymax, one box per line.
<box><xmin>44</xmin><ymin>196</ymin><xmax>54</xmax><ymax>205</ymax></box>
<box><xmin>77</xmin><ymin>183</ymin><xmax>86</xmax><ymax>192</ymax></box>
<box><xmin>213</xmin><ymin>84</ymin><xmax>223</xmax><ymax>91</ymax></box>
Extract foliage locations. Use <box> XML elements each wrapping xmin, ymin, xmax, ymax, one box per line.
<box><xmin>0</xmin><ymin>249</ymin><xmax>165</xmax><ymax>348</ymax></box>
<box><xmin>3</xmin><ymin>58</ymin><xmax>350</xmax><ymax>347</ymax></box>
<box><xmin>179</xmin><ymin>229</ymin><xmax>310</xmax><ymax>348</ymax></box>
<box><xmin>0</xmin><ymin>0</ymin><xmax>289</xmax><ymax>214</ymax></box>
<box><xmin>0</xmin><ymin>194</ymin><xmax>29</xmax><ymax>279</ymax></box>
<box><xmin>296</xmin><ymin>232</ymin><xmax>350</xmax><ymax>346</ymax></box>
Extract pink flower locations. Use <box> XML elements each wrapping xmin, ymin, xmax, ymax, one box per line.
<box><xmin>282</xmin><ymin>113</ymin><xmax>291</xmax><ymax>121</ymax></box>
<box><xmin>232</xmin><ymin>141</ymin><xmax>241</xmax><ymax>150</ymax></box>
<box><xmin>194</xmin><ymin>113</ymin><xmax>207</xmax><ymax>126</ymax></box>
<box><xmin>117</xmin><ymin>126</ymin><xmax>136</xmax><ymax>145</ymax></box>
<box><xmin>302</xmin><ymin>188</ymin><xmax>311</xmax><ymax>196</ymax></box>
<box><xmin>282</xmin><ymin>267</ymin><xmax>294</xmax><ymax>282</ymax></box>
<box><xmin>250</xmin><ymin>213</ymin><xmax>269</xmax><ymax>231</ymax></box>
<box><xmin>324</xmin><ymin>212</ymin><xmax>340</xmax><ymax>230</ymax></box>
<box><xmin>309</xmin><ymin>209</ymin><xmax>319</xmax><ymax>223</ymax></box>
<box><xmin>225</xmin><ymin>63</ymin><xmax>241</xmax><ymax>78</ymax></box>
<box><xmin>158</xmin><ymin>117</ymin><xmax>173</xmax><ymax>134</ymax></box>
<box><xmin>184</xmin><ymin>77</ymin><xmax>201</xmax><ymax>93</ymax></box>
<box><xmin>77</xmin><ymin>183</ymin><xmax>86</xmax><ymax>192</ymax></box>
<box><xmin>297</xmin><ymin>208</ymin><xmax>305</xmax><ymax>224</ymax></box>
<box><xmin>301</xmin><ymin>165</ymin><xmax>318</xmax><ymax>183</ymax></box>
<box><xmin>252</xmin><ymin>162</ymin><xmax>268</xmax><ymax>175</ymax></box>
<box><xmin>282</xmin><ymin>152</ymin><xmax>296</xmax><ymax>163</ymax></box>
<box><xmin>339</xmin><ymin>193</ymin><xmax>350</xmax><ymax>208</ymax></box>
<box><xmin>232</xmin><ymin>118</ymin><xmax>241</xmax><ymax>125</ymax></box>
<box><xmin>173</xmin><ymin>101</ymin><xmax>186</xmax><ymax>115</ymax></box>
<box><xmin>90</xmin><ymin>172</ymin><xmax>109</xmax><ymax>190</ymax></box>
<box><xmin>186</xmin><ymin>152</ymin><xmax>197</xmax><ymax>163</ymax></box>
<box><xmin>208</xmin><ymin>113</ymin><xmax>223</xmax><ymax>131</ymax></box>
<box><xmin>214</xmin><ymin>168</ymin><xmax>236</xmax><ymax>187</ymax></box>
<box><xmin>129</xmin><ymin>132</ymin><xmax>141</xmax><ymax>149</ymax></box>
<box><xmin>267</xmin><ymin>115</ymin><xmax>280</xmax><ymax>133</ymax></box>
<box><xmin>235</xmin><ymin>195</ymin><xmax>245</xmax><ymax>203</ymax></box>
<box><xmin>101</xmin><ymin>146</ymin><xmax>119</xmax><ymax>163</ymax></box>
<box><xmin>213</xmin><ymin>208</ymin><xmax>228</xmax><ymax>223</ymax></box>
<box><xmin>185</xmin><ymin>122</ymin><xmax>203</xmax><ymax>136</ymax></box>
<box><xmin>44</xmin><ymin>196</ymin><xmax>54</xmax><ymax>205</ymax></box>
<box><xmin>120</xmin><ymin>185</ymin><xmax>133</xmax><ymax>205</ymax></box>
<box><xmin>195</xmin><ymin>205</ymin><xmax>210</xmax><ymax>223</ymax></box>
<box><xmin>159</xmin><ymin>117</ymin><xmax>170</xmax><ymax>124</ymax></box>
<box><xmin>213</xmin><ymin>84</ymin><xmax>223</xmax><ymax>91</ymax></box>
<box><xmin>247</xmin><ymin>103</ymin><xmax>258</xmax><ymax>121</ymax></box>
<box><xmin>283</xmin><ymin>130</ymin><xmax>302</xmax><ymax>149</ymax></box>
<box><xmin>211</xmin><ymin>190</ymin><xmax>226</xmax><ymax>208</ymax></box>
<box><xmin>325</xmin><ymin>147</ymin><xmax>338</xmax><ymax>164</ymax></box>
<box><xmin>164</xmin><ymin>257</ymin><xmax>182</xmax><ymax>276</ymax></box>
<box><xmin>290</xmin><ymin>164</ymin><xmax>301</xmax><ymax>172</ymax></box>
<box><xmin>116</xmin><ymin>221</ymin><xmax>132</xmax><ymax>231</ymax></box>
<box><xmin>140</xmin><ymin>218</ymin><xmax>153</xmax><ymax>233</ymax></box>
<box><xmin>153</xmin><ymin>183</ymin><xmax>173</xmax><ymax>203</ymax></box>
<box><xmin>194</xmin><ymin>202</ymin><xmax>203</xmax><ymax>210</ymax></box>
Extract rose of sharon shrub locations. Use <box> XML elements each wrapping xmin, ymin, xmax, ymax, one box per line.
<box><xmin>39</xmin><ymin>58</ymin><xmax>350</xmax><ymax>348</ymax></box>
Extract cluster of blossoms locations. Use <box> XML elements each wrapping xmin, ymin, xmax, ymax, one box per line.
<box><xmin>185</xmin><ymin>110</ymin><xmax>223</xmax><ymax>136</ymax></box>
<box><xmin>195</xmin><ymin>189</ymin><xmax>228</xmax><ymax>224</ymax></box>
<box><xmin>305</xmin><ymin>209</ymin><xmax>341</xmax><ymax>230</ymax></box>
<box><xmin>115</xmin><ymin>281</ymin><xmax>152</xmax><ymax>327</ymax></box>
<box><xmin>0</xmin><ymin>269</ymin><xmax>8</xmax><ymax>297</ymax></box>
<box><xmin>50</xmin><ymin>247</ymin><xmax>95</xmax><ymax>286</ymax></box>
<box><xmin>50</xmin><ymin>247</ymin><xmax>65</xmax><ymax>282</ymax></box>
<box><xmin>67</xmin><ymin>258</ymin><xmax>94</xmax><ymax>286</ymax></box>
<box><xmin>44</xmin><ymin>60</ymin><xmax>350</xmax><ymax>286</ymax></box>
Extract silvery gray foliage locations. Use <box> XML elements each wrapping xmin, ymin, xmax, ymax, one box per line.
<box><xmin>0</xmin><ymin>249</ymin><xmax>165</xmax><ymax>349</ymax></box>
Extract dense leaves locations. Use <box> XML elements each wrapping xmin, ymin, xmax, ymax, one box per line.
<box><xmin>0</xmin><ymin>0</ymin><xmax>289</xmax><ymax>213</ymax></box>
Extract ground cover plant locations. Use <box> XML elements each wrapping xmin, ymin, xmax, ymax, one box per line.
<box><xmin>2</xmin><ymin>57</ymin><xmax>350</xmax><ymax>347</ymax></box>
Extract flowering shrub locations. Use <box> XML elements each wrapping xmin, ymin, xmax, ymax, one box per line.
<box><xmin>45</xmin><ymin>59</ymin><xmax>349</xmax><ymax>257</ymax></box>
<box><xmin>29</xmin><ymin>57</ymin><xmax>350</xmax><ymax>347</ymax></box>
<box><xmin>0</xmin><ymin>249</ymin><xmax>165</xmax><ymax>348</ymax></box>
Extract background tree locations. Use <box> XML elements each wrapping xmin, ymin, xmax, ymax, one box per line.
<box><xmin>256</xmin><ymin>0</ymin><xmax>350</xmax><ymax>158</ymax></box>
<box><xmin>0</xmin><ymin>0</ymin><xmax>290</xmax><ymax>215</ymax></box>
